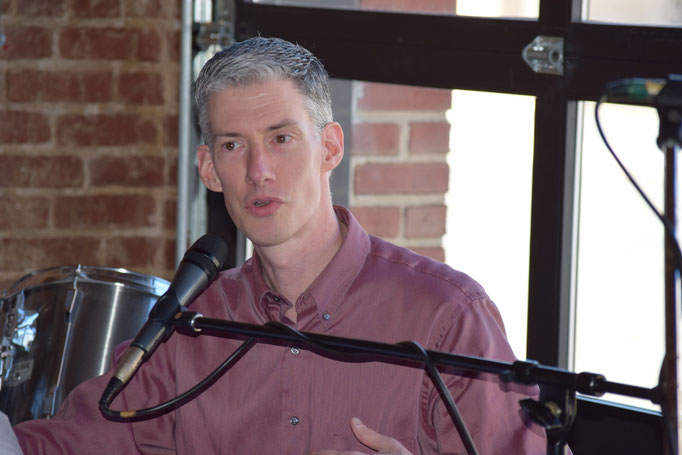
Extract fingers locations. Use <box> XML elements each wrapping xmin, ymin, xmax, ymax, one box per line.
<box><xmin>349</xmin><ymin>418</ymin><xmax>408</xmax><ymax>454</ymax></box>
<box><xmin>309</xmin><ymin>418</ymin><xmax>411</xmax><ymax>455</ymax></box>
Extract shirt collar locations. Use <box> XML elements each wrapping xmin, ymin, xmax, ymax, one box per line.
<box><xmin>305</xmin><ymin>205</ymin><xmax>371</xmax><ymax>328</ymax></box>
<box><xmin>239</xmin><ymin>206</ymin><xmax>371</xmax><ymax>327</ymax></box>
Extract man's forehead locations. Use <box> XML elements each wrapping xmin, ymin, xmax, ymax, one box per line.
<box><xmin>207</xmin><ymin>81</ymin><xmax>312</xmax><ymax>133</ymax></box>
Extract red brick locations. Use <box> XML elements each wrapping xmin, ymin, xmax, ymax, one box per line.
<box><xmin>354</xmin><ymin>163</ymin><xmax>449</xmax><ymax>194</ymax></box>
<box><xmin>350</xmin><ymin>206</ymin><xmax>400</xmax><ymax>237</ymax></box>
<box><xmin>0</xmin><ymin>111</ymin><xmax>50</xmax><ymax>143</ymax></box>
<box><xmin>0</xmin><ymin>72</ymin><xmax>6</xmax><ymax>104</ymax></box>
<box><xmin>164</xmin><ymin>198</ymin><xmax>177</xmax><ymax>230</ymax></box>
<box><xmin>167</xmin><ymin>30</ymin><xmax>180</xmax><ymax>62</ymax></box>
<box><xmin>0</xmin><ymin>238</ymin><xmax>101</xmax><ymax>269</ymax></box>
<box><xmin>409</xmin><ymin>122</ymin><xmax>450</xmax><ymax>155</ymax></box>
<box><xmin>80</xmin><ymin>72</ymin><xmax>115</xmax><ymax>102</ymax></box>
<box><xmin>72</xmin><ymin>0</ymin><xmax>121</xmax><ymax>17</ymax></box>
<box><xmin>18</xmin><ymin>0</ymin><xmax>65</xmax><ymax>16</ymax></box>
<box><xmin>57</xmin><ymin>114</ymin><xmax>157</xmax><ymax>146</ymax></box>
<box><xmin>163</xmin><ymin>238</ymin><xmax>176</xmax><ymax>271</ymax></box>
<box><xmin>0</xmin><ymin>155</ymin><xmax>83</xmax><ymax>188</ymax></box>
<box><xmin>54</xmin><ymin>194</ymin><xmax>157</xmax><ymax>229</ymax></box>
<box><xmin>361</xmin><ymin>0</ymin><xmax>456</xmax><ymax>13</ymax></box>
<box><xmin>90</xmin><ymin>155</ymin><xmax>165</xmax><ymax>186</ymax></box>
<box><xmin>6</xmin><ymin>70</ymin><xmax>42</xmax><ymax>101</ymax></box>
<box><xmin>352</xmin><ymin>122</ymin><xmax>400</xmax><ymax>156</ymax></box>
<box><xmin>168</xmin><ymin>154</ymin><xmax>178</xmax><ymax>187</ymax></box>
<box><xmin>122</xmin><ymin>0</ymin><xmax>167</xmax><ymax>18</ymax></box>
<box><xmin>102</xmin><ymin>237</ymin><xmax>162</xmax><ymax>268</ymax></box>
<box><xmin>0</xmin><ymin>26</ymin><xmax>52</xmax><ymax>59</ymax></box>
<box><xmin>59</xmin><ymin>26</ymin><xmax>134</xmax><ymax>60</ymax></box>
<box><xmin>405</xmin><ymin>205</ymin><xmax>446</xmax><ymax>238</ymax></box>
<box><xmin>357</xmin><ymin>82</ymin><xmax>452</xmax><ymax>111</ymax></box>
<box><xmin>119</xmin><ymin>72</ymin><xmax>164</xmax><ymax>105</ymax></box>
<box><xmin>164</xmin><ymin>115</ymin><xmax>178</xmax><ymax>146</ymax></box>
<box><xmin>137</xmin><ymin>29</ymin><xmax>162</xmax><ymax>62</ymax></box>
<box><xmin>410</xmin><ymin>247</ymin><xmax>445</xmax><ymax>263</ymax></box>
<box><xmin>0</xmin><ymin>196</ymin><xmax>50</xmax><ymax>229</ymax></box>
<box><xmin>8</xmin><ymin>70</ymin><xmax>113</xmax><ymax>102</ymax></box>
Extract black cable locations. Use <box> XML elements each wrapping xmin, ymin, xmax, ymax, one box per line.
<box><xmin>594</xmin><ymin>98</ymin><xmax>682</xmax><ymax>270</ymax></box>
<box><xmin>399</xmin><ymin>340</ymin><xmax>479</xmax><ymax>455</ymax></box>
<box><xmin>100</xmin><ymin>337</ymin><xmax>256</xmax><ymax>421</ymax></box>
<box><xmin>595</xmin><ymin>98</ymin><xmax>681</xmax><ymax>455</ymax></box>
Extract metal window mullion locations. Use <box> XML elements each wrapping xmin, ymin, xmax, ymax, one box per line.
<box><xmin>526</xmin><ymin>91</ymin><xmax>576</xmax><ymax>367</ymax></box>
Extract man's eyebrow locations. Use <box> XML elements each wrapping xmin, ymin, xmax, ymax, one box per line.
<box><xmin>211</xmin><ymin>119</ymin><xmax>300</xmax><ymax>140</ymax></box>
<box><xmin>267</xmin><ymin>119</ymin><xmax>298</xmax><ymax>131</ymax></box>
<box><xmin>212</xmin><ymin>131</ymin><xmax>241</xmax><ymax>138</ymax></box>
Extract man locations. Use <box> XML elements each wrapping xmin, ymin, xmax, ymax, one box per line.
<box><xmin>9</xmin><ymin>36</ymin><xmax>547</xmax><ymax>453</ymax></box>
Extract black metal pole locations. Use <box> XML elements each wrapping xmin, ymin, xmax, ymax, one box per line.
<box><xmin>661</xmin><ymin>141</ymin><xmax>681</xmax><ymax>455</ymax></box>
<box><xmin>170</xmin><ymin>312</ymin><xmax>659</xmax><ymax>404</ymax></box>
<box><xmin>655</xmin><ymin>77</ymin><xmax>682</xmax><ymax>455</ymax></box>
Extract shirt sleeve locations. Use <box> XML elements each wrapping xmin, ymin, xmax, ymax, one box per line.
<box><xmin>13</xmin><ymin>338</ymin><xmax>178</xmax><ymax>455</ymax></box>
<box><xmin>416</xmin><ymin>295</ymin><xmax>549</xmax><ymax>454</ymax></box>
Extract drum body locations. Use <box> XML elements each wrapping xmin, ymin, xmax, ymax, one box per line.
<box><xmin>0</xmin><ymin>265</ymin><xmax>169</xmax><ymax>424</ymax></box>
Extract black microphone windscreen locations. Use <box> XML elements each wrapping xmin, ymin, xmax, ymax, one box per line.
<box><xmin>186</xmin><ymin>234</ymin><xmax>229</xmax><ymax>276</ymax></box>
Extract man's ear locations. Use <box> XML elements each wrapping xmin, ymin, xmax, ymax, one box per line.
<box><xmin>320</xmin><ymin>122</ymin><xmax>344</xmax><ymax>173</ymax></box>
<box><xmin>197</xmin><ymin>144</ymin><xmax>223</xmax><ymax>192</ymax></box>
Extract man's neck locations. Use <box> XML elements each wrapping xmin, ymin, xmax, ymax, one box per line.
<box><xmin>255</xmin><ymin>205</ymin><xmax>346</xmax><ymax>307</ymax></box>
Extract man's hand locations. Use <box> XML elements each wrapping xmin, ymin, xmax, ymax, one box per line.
<box><xmin>309</xmin><ymin>417</ymin><xmax>412</xmax><ymax>455</ymax></box>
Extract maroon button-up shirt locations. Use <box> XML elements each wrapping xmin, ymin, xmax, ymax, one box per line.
<box><xmin>14</xmin><ymin>206</ymin><xmax>547</xmax><ymax>454</ymax></box>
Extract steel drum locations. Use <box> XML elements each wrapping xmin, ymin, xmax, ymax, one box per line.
<box><xmin>0</xmin><ymin>265</ymin><xmax>169</xmax><ymax>424</ymax></box>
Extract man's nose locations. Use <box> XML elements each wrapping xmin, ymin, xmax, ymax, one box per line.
<box><xmin>245</xmin><ymin>145</ymin><xmax>276</xmax><ymax>186</ymax></box>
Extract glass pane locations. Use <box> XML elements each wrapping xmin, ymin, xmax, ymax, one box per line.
<box><xmin>444</xmin><ymin>90</ymin><xmax>536</xmax><ymax>360</ymax></box>
<box><xmin>251</xmin><ymin>0</ymin><xmax>539</xmax><ymax>18</ymax></box>
<box><xmin>574</xmin><ymin>101</ymin><xmax>666</xmax><ymax>411</ymax></box>
<box><xmin>584</xmin><ymin>0</ymin><xmax>682</xmax><ymax>26</ymax></box>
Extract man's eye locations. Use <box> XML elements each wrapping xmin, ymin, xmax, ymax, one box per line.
<box><xmin>275</xmin><ymin>134</ymin><xmax>291</xmax><ymax>144</ymax></box>
<box><xmin>222</xmin><ymin>141</ymin><xmax>239</xmax><ymax>151</ymax></box>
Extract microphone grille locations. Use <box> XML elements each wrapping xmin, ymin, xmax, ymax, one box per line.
<box><xmin>185</xmin><ymin>234</ymin><xmax>230</xmax><ymax>277</ymax></box>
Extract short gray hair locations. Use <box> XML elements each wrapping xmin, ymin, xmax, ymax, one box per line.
<box><xmin>193</xmin><ymin>37</ymin><xmax>333</xmax><ymax>145</ymax></box>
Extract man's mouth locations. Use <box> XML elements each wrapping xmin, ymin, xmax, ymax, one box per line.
<box><xmin>254</xmin><ymin>200</ymin><xmax>270</xmax><ymax>207</ymax></box>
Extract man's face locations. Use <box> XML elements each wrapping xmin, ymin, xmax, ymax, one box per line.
<box><xmin>197</xmin><ymin>78</ymin><xmax>343</xmax><ymax>250</ymax></box>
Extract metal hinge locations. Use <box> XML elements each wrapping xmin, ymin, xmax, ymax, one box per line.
<box><xmin>522</xmin><ymin>36</ymin><xmax>565</xmax><ymax>76</ymax></box>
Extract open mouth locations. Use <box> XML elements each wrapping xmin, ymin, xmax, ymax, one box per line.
<box><xmin>254</xmin><ymin>200</ymin><xmax>270</xmax><ymax>207</ymax></box>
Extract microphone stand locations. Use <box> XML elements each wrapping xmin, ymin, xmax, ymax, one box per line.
<box><xmin>169</xmin><ymin>311</ymin><xmax>660</xmax><ymax>455</ymax></box>
<box><xmin>655</xmin><ymin>75</ymin><xmax>682</xmax><ymax>455</ymax></box>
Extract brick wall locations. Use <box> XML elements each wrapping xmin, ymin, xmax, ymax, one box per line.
<box><xmin>349</xmin><ymin>1</ymin><xmax>454</xmax><ymax>263</ymax></box>
<box><xmin>0</xmin><ymin>0</ymin><xmax>180</xmax><ymax>289</ymax></box>
<box><xmin>349</xmin><ymin>82</ymin><xmax>451</xmax><ymax>262</ymax></box>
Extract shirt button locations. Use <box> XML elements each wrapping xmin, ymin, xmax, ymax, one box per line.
<box><xmin>290</xmin><ymin>416</ymin><xmax>300</xmax><ymax>426</ymax></box>
<box><xmin>290</xmin><ymin>347</ymin><xmax>300</xmax><ymax>355</ymax></box>
<box><xmin>322</xmin><ymin>312</ymin><xmax>331</xmax><ymax>320</ymax></box>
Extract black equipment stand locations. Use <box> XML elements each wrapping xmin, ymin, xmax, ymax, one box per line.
<box><xmin>655</xmin><ymin>75</ymin><xmax>682</xmax><ymax>455</ymax></box>
<box><xmin>168</xmin><ymin>312</ymin><xmax>660</xmax><ymax>455</ymax></box>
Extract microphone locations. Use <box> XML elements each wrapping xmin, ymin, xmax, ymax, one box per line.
<box><xmin>603</xmin><ymin>76</ymin><xmax>671</xmax><ymax>106</ymax></box>
<box><xmin>100</xmin><ymin>234</ymin><xmax>229</xmax><ymax>409</ymax></box>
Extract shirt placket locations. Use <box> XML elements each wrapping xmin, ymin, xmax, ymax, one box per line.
<box><xmin>280</xmin><ymin>339</ymin><xmax>312</xmax><ymax>453</ymax></box>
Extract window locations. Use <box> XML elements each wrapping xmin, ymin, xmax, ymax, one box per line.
<box><xmin>445</xmin><ymin>90</ymin><xmax>535</xmax><ymax>359</ymax></box>
<box><xmin>574</xmin><ymin>101</ymin><xmax>666</xmax><ymax>410</ymax></box>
